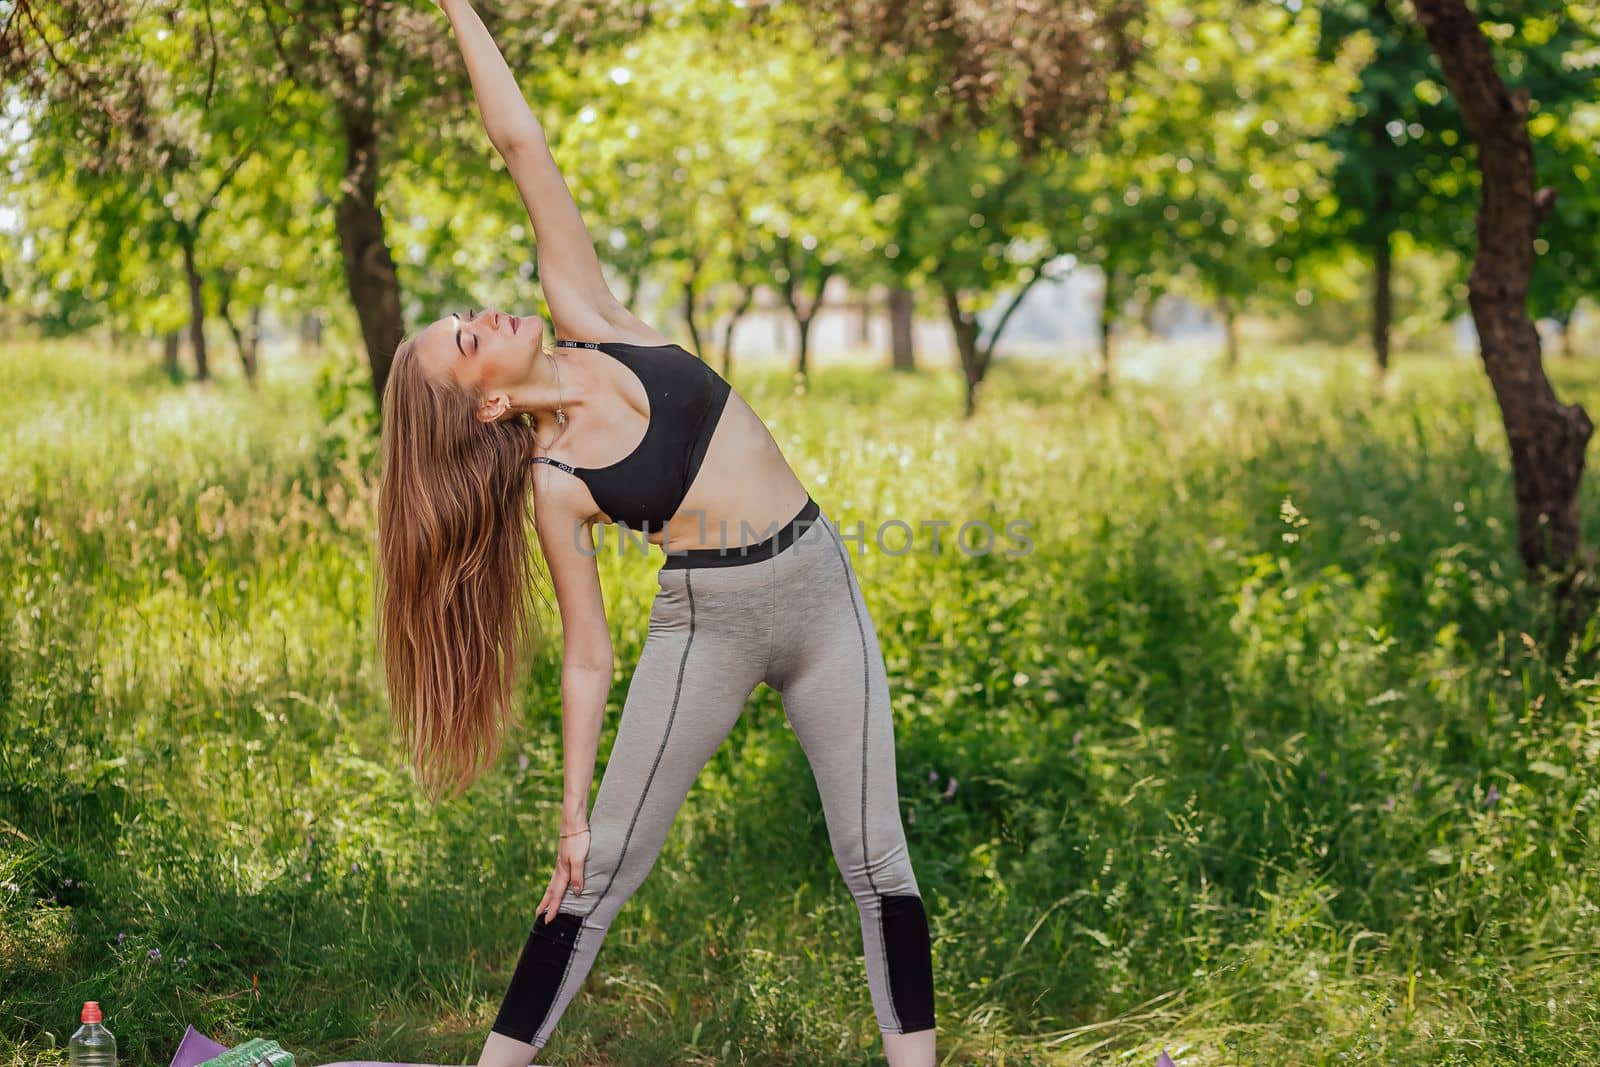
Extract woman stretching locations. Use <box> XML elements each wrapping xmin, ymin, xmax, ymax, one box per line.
<box><xmin>377</xmin><ymin>3</ymin><xmax>936</xmax><ymax>1065</ymax></box>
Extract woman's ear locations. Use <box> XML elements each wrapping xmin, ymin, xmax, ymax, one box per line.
<box><xmin>476</xmin><ymin>392</ymin><xmax>511</xmax><ymax>423</ymax></box>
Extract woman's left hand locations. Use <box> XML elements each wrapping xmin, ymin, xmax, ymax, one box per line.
<box><xmin>535</xmin><ymin>824</ymin><xmax>591</xmax><ymax>924</ymax></box>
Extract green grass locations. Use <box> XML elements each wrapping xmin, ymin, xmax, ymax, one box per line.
<box><xmin>3</xmin><ymin>334</ymin><xmax>1600</xmax><ymax>1066</ymax></box>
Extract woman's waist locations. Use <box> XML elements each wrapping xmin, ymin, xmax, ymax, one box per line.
<box><xmin>658</xmin><ymin>491</ymin><xmax>819</xmax><ymax>564</ymax></box>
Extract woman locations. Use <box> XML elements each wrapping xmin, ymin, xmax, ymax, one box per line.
<box><xmin>377</xmin><ymin>3</ymin><xmax>936</xmax><ymax>1065</ymax></box>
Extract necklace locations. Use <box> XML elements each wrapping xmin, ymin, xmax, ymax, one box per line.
<box><xmin>526</xmin><ymin>348</ymin><xmax>568</xmax><ymax>451</ymax></box>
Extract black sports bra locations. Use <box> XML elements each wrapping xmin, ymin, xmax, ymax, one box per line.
<box><xmin>529</xmin><ymin>339</ymin><xmax>732</xmax><ymax>532</ymax></box>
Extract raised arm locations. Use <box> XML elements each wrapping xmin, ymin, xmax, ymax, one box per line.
<box><xmin>435</xmin><ymin>0</ymin><xmax>644</xmax><ymax>336</ymax></box>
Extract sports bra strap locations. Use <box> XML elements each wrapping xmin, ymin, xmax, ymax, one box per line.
<box><xmin>532</xmin><ymin>341</ymin><xmax>630</xmax><ymax>476</ymax></box>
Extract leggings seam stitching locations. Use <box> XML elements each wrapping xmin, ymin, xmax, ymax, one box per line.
<box><xmin>592</xmin><ymin>569</ymin><xmax>697</xmax><ymax>918</ymax></box>
<box><xmin>823</xmin><ymin>516</ymin><xmax>902</xmax><ymax>1032</ymax></box>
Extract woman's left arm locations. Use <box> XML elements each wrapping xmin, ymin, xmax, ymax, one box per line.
<box><xmin>435</xmin><ymin>0</ymin><xmax>627</xmax><ymax>329</ymax></box>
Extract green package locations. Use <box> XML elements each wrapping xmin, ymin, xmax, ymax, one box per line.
<box><xmin>192</xmin><ymin>1037</ymin><xmax>295</xmax><ymax>1067</ymax></box>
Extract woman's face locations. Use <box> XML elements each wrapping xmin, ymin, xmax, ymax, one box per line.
<box><xmin>417</xmin><ymin>307</ymin><xmax>545</xmax><ymax>407</ymax></box>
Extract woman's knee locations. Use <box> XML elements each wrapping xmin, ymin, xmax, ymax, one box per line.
<box><xmin>831</xmin><ymin>830</ymin><xmax>919</xmax><ymax>903</ymax></box>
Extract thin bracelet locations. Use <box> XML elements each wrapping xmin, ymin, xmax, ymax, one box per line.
<box><xmin>560</xmin><ymin>826</ymin><xmax>590</xmax><ymax>838</ymax></box>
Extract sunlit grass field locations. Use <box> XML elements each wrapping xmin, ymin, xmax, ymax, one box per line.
<box><xmin>4</xmin><ymin>333</ymin><xmax>1600</xmax><ymax>1066</ymax></box>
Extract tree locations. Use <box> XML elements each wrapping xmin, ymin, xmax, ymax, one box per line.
<box><xmin>2</xmin><ymin>0</ymin><xmax>291</xmax><ymax>379</ymax></box>
<box><xmin>528</xmin><ymin>6</ymin><xmax>893</xmax><ymax>380</ymax></box>
<box><xmin>1411</xmin><ymin>0</ymin><xmax>1593</xmax><ymax>583</ymax></box>
<box><xmin>255</xmin><ymin>0</ymin><xmax>462</xmax><ymax>404</ymax></box>
<box><xmin>1046</xmin><ymin>0</ymin><xmax>1365</xmax><ymax>383</ymax></box>
<box><xmin>1154</xmin><ymin>0</ymin><xmax>1365</xmax><ymax>373</ymax></box>
<box><xmin>1308</xmin><ymin>0</ymin><xmax>1598</xmax><ymax>373</ymax></box>
<box><xmin>811</xmin><ymin>0</ymin><xmax>1143</xmax><ymax>415</ymax></box>
<box><xmin>1310</xmin><ymin>0</ymin><xmax>1472</xmax><ymax>372</ymax></box>
<box><xmin>256</xmin><ymin>0</ymin><xmax>658</xmax><ymax>405</ymax></box>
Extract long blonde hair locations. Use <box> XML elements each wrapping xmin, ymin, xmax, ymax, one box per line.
<box><xmin>375</xmin><ymin>333</ymin><xmax>554</xmax><ymax>804</ymax></box>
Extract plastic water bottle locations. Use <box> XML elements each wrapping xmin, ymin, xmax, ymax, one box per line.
<box><xmin>68</xmin><ymin>1001</ymin><xmax>117</xmax><ymax>1067</ymax></box>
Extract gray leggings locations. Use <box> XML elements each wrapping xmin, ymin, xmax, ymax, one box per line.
<box><xmin>491</xmin><ymin>496</ymin><xmax>937</xmax><ymax>1049</ymax></box>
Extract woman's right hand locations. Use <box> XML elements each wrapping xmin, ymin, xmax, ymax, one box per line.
<box><xmin>535</xmin><ymin>821</ymin><xmax>591</xmax><ymax>924</ymax></box>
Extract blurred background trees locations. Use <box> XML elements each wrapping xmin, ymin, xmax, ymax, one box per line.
<box><xmin>3</xmin><ymin>0</ymin><xmax>1598</xmax><ymax>574</ymax></box>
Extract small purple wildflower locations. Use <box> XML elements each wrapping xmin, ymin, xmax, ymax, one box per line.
<box><xmin>350</xmin><ymin>861</ymin><xmax>361</xmax><ymax>876</ymax></box>
<box><xmin>518</xmin><ymin>752</ymin><xmax>530</xmax><ymax>772</ymax></box>
<box><xmin>1485</xmin><ymin>784</ymin><xmax>1499</xmax><ymax>809</ymax></box>
<box><xmin>62</xmin><ymin>877</ymin><xmax>74</xmax><ymax>887</ymax></box>
<box><xmin>117</xmin><ymin>931</ymin><xmax>127</xmax><ymax>944</ymax></box>
<box><xmin>147</xmin><ymin>947</ymin><xmax>161</xmax><ymax>961</ymax></box>
<box><xmin>1157</xmin><ymin>1049</ymin><xmax>1176</xmax><ymax>1067</ymax></box>
<box><xmin>1072</xmin><ymin>729</ymin><xmax>1083</xmax><ymax>747</ymax></box>
<box><xmin>942</xmin><ymin>777</ymin><xmax>958</xmax><ymax>800</ymax></box>
<box><xmin>928</xmin><ymin>768</ymin><xmax>939</xmax><ymax>783</ymax></box>
<box><xmin>1382</xmin><ymin>794</ymin><xmax>1396</xmax><ymax>813</ymax></box>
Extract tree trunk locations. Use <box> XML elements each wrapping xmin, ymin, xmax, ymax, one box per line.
<box><xmin>717</xmin><ymin>284</ymin><xmax>753</xmax><ymax>381</ymax></box>
<box><xmin>620</xmin><ymin>265</ymin><xmax>645</xmax><ymax>312</ymax></box>
<box><xmin>335</xmin><ymin>109</ymin><xmax>403</xmax><ymax>407</ymax></box>
<box><xmin>163</xmin><ymin>330</ymin><xmax>182</xmax><ymax>379</ymax></box>
<box><xmin>219</xmin><ymin>284</ymin><xmax>262</xmax><ymax>386</ymax></box>
<box><xmin>1549</xmin><ymin>313</ymin><xmax>1571</xmax><ymax>358</ymax></box>
<box><xmin>1139</xmin><ymin>285</ymin><xmax>1163</xmax><ymax>339</ymax></box>
<box><xmin>217</xmin><ymin>283</ymin><xmax>260</xmax><ymax>386</ymax></box>
<box><xmin>940</xmin><ymin>283</ymin><xmax>983</xmax><ymax>417</ymax></box>
<box><xmin>1099</xmin><ymin>267</ymin><xmax>1117</xmax><ymax>388</ymax></box>
<box><xmin>888</xmin><ymin>285</ymin><xmax>916</xmax><ymax>371</ymax></box>
<box><xmin>1414</xmin><ymin>0</ymin><xmax>1593</xmax><ymax>580</ymax></box>
<box><xmin>218</xmin><ymin>288</ymin><xmax>242</xmax><ymax>369</ymax></box>
<box><xmin>178</xmin><ymin>234</ymin><xmax>210</xmax><ymax>382</ymax></box>
<box><xmin>857</xmin><ymin>286</ymin><xmax>872</xmax><ymax>346</ymax></box>
<box><xmin>783</xmin><ymin>268</ymin><xmax>834</xmax><ymax>379</ymax></box>
<box><xmin>245</xmin><ymin>305</ymin><xmax>262</xmax><ymax>383</ymax></box>
<box><xmin>1373</xmin><ymin>192</ymin><xmax>1393</xmax><ymax>372</ymax></box>
<box><xmin>795</xmin><ymin>313</ymin><xmax>813</xmax><ymax>377</ymax></box>
<box><xmin>1218</xmin><ymin>294</ymin><xmax>1239</xmax><ymax>372</ymax></box>
<box><xmin>301</xmin><ymin>311</ymin><xmax>323</xmax><ymax>354</ymax></box>
<box><xmin>681</xmin><ymin>271</ymin><xmax>703</xmax><ymax>357</ymax></box>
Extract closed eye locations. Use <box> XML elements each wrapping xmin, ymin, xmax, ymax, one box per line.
<box><xmin>453</xmin><ymin>318</ymin><xmax>481</xmax><ymax>356</ymax></box>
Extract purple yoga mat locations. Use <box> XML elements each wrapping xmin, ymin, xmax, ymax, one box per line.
<box><xmin>169</xmin><ymin>1026</ymin><xmax>228</xmax><ymax>1067</ymax></box>
<box><xmin>168</xmin><ymin>1024</ymin><xmax>472</xmax><ymax>1067</ymax></box>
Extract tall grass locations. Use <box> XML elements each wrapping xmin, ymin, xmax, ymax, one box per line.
<box><xmin>3</xmin><ymin>336</ymin><xmax>1599</xmax><ymax>1066</ymax></box>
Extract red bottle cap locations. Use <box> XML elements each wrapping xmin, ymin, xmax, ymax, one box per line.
<box><xmin>81</xmin><ymin>1001</ymin><xmax>102</xmax><ymax>1023</ymax></box>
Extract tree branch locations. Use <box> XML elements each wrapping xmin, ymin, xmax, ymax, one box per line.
<box><xmin>201</xmin><ymin>0</ymin><xmax>219</xmax><ymax>109</ymax></box>
<box><xmin>978</xmin><ymin>253</ymin><xmax>1052</xmax><ymax>373</ymax></box>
